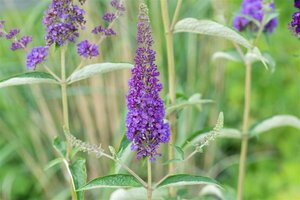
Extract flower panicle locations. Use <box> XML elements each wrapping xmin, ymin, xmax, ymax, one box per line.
<box><xmin>91</xmin><ymin>0</ymin><xmax>125</xmax><ymax>37</ymax></box>
<box><xmin>125</xmin><ymin>3</ymin><xmax>170</xmax><ymax>161</ymax></box>
<box><xmin>66</xmin><ymin>131</ymin><xmax>104</xmax><ymax>158</ymax></box>
<box><xmin>195</xmin><ymin>112</ymin><xmax>224</xmax><ymax>153</ymax></box>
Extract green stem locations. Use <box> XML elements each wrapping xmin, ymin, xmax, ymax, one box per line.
<box><xmin>60</xmin><ymin>47</ymin><xmax>77</xmax><ymax>200</ymax></box>
<box><xmin>160</xmin><ymin>0</ymin><xmax>176</xmax><ymax>174</ymax></box>
<box><xmin>147</xmin><ymin>159</ymin><xmax>152</xmax><ymax>200</ymax></box>
<box><xmin>236</xmin><ymin>16</ymin><xmax>265</xmax><ymax>199</ymax></box>
<box><xmin>237</xmin><ymin>60</ymin><xmax>251</xmax><ymax>200</ymax></box>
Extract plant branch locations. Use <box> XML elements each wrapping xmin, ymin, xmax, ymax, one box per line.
<box><xmin>170</xmin><ymin>0</ymin><xmax>182</xmax><ymax>31</ymax></box>
<box><xmin>147</xmin><ymin>158</ymin><xmax>152</xmax><ymax>200</ymax></box>
<box><xmin>160</xmin><ymin>0</ymin><xmax>177</xmax><ymax>185</ymax></box>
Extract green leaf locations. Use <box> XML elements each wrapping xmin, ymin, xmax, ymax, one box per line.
<box><xmin>79</xmin><ymin>174</ymin><xmax>142</xmax><ymax>191</ymax></box>
<box><xmin>174</xmin><ymin>18</ymin><xmax>252</xmax><ymax>49</ymax></box>
<box><xmin>70</xmin><ymin>158</ymin><xmax>87</xmax><ymax>200</ymax></box>
<box><xmin>166</xmin><ymin>93</ymin><xmax>212</xmax><ymax>116</ymax></box>
<box><xmin>245</xmin><ymin>47</ymin><xmax>271</xmax><ymax>70</ymax></box>
<box><xmin>53</xmin><ymin>137</ymin><xmax>67</xmax><ymax>158</ymax></box>
<box><xmin>67</xmin><ymin>63</ymin><xmax>133</xmax><ymax>84</ymax></box>
<box><xmin>115</xmin><ymin>134</ymin><xmax>132</xmax><ymax>173</ymax></box>
<box><xmin>250</xmin><ymin>115</ymin><xmax>300</xmax><ymax>137</ymax></box>
<box><xmin>212</xmin><ymin>51</ymin><xmax>243</xmax><ymax>63</ymax></box>
<box><xmin>156</xmin><ymin>174</ymin><xmax>219</xmax><ymax>188</ymax></box>
<box><xmin>109</xmin><ymin>187</ymin><xmax>168</xmax><ymax>199</ymax></box>
<box><xmin>117</xmin><ymin>134</ymin><xmax>131</xmax><ymax>156</ymax></box>
<box><xmin>173</xmin><ymin>145</ymin><xmax>184</xmax><ymax>160</ymax></box>
<box><xmin>44</xmin><ymin>158</ymin><xmax>64</xmax><ymax>171</ymax></box>
<box><xmin>0</xmin><ymin>72</ymin><xmax>58</xmax><ymax>89</ymax></box>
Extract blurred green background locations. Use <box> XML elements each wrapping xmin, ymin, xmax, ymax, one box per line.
<box><xmin>0</xmin><ymin>0</ymin><xmax>299</xmax><ymax>199</ymax></box>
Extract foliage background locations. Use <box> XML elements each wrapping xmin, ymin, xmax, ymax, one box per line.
<box><xmin>0</xmin><ymin>0</ymin><xmax>299</xmax><ymax>199</ymax></box>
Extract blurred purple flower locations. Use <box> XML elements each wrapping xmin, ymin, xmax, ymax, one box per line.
<box><xmin>26</xmin><ymin>46</ymin><xmax>48</xmax><ymax>69</ymax></box>
<box><xmin>126</xmin><ymin>4</ymin><xmax>170</xmax><ymax>161</ymax></box>
<box><xmin>11</xmin><ymin>36</ymin><xmax>32</xmax><ymax>51</ymax></box>
<box><xmin>102</xmin><ymin>12</ymin><xmax>116</xmax><ymax>22</ymax></box>
<box><xmin>77</xmin><ymin>40</ymin><xmax>99</xmax><ymax>58</ymax></box>
<box><xmin>6</xmin><ymin>28</ymin><xmax>20</xmax><ymax>39</ymax></box>
<box><xmin>233</xmin><ymin>0</ymin><xmax>277</xmax><ymax>33</ymax></box>
<box><xmin>290</xmin><ymin>11</ymin><xmax>300</xmax><ymax>35</ymax></box>
<box><xmin>295</xmin><ymin>0</ymin><xmax>300</xmax><ymax>9</ymax></box>
<box><xmin>111</xmin><ymin>0</ymin><xmax>125</xmax><ymax>12</ymax></box>
<box><xmin>92</xmin><ymin>25</ymin><xmax>116</xmax><ymax>36</ymax></box>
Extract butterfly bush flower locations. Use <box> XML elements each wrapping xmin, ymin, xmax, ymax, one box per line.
<box><xmin>290</xmin><ymin>1</ymin><xmax>300</xmax><ymax>36</ymax></box>
<box><xmin>92</xmin><ymin>0</ymin><xmax>125</xmax><ymax>37</ymax></box>
<box><xmin>0</xmin><ymin>20</ymin><xmax>6</xmax><ymax>37</ymax></box>
<box><xmin>102</xmin><ymin>12</ymin><xmax>116</xmax><ymax>23</ymax></box>
<box><xmin>233</xmin><ymin>0</ymin><xmax>277</xmax><ymax>33</ymax></box>
<box><xmin>11</xmin><ymin>36</ymin><xmax>32</xmax><ymax>51</ymax></box>
<box><xmin>6</xmin><ymin>28</ymin><xmax>20</xmax><ymax>39</ymax></box>
<box><xmin>126</xmin><ymin>4</ymin><xmax>170</xmax><ymax>161</ymax></box>
<box><xmin>26</xmin><ymin>47</ymin><xmax>48</xmax><ymax>70</ymax></box>
<box><xmin>43</xmin><ymin>0</ymin><xmax>86</xmax><ymax>46</ymax></box>
<box><xmin>295</xmin><ymin>0</ymin><xmax>300</xmax><ymax>9</ymax></box>
<box><xmin>77</xmin><ymin>40</ymin><xmax>99</xmax><ymax>58</ymax></box>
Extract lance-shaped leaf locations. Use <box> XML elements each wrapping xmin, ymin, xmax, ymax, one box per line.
<box><xmin>78</xmin><ymin>174</ymin><xmax>142</xmax><ymax>191</ymax></box>
<box><xmin>67</xmin><ymin>63</ymin><xmax>133</xmax><ymax>84</ymax></box>
<box><xmin>0</xmin><ymin>72</ymin><xmax>58</xmax><ymax>89</ymax></box>
<box><xmin>174</xmin><ymin>18</ymin><xmax>252</xmax><ymax>49</ymax></box>
<box><xmin>166</xmin><ymin>93</ymin><xmax>212</xmax><ymax>116</ymax></box>
<box><xmin>212</xmin><ymin>51</ymin><xmax>243</xmax><ymax>63</ymax></box>
<box><xmin>250</xmin><ymin>115</ymin><xmax>300</xmax><ymax>137</ymax></box>
<box><xmin>156</xmin><ymin>174</ymin><xmax>219</xmax><ymax>188</ymax></box>
<box><xmin>115</xmin><ymin>134</ymin><xmax>132</xmax><ymax>173</ymax></box>
<box><xmin>245</xmin><ymin>47</ymin><xmax>273</xmax><ymax>70</ymax></box>
<box><xmin>70</xmin><ymin>158</ymin><xmax>87</xmax><ymax>200</ymax></box>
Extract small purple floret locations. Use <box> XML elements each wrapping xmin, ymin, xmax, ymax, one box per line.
<box><xmin>77</xmin><ymin>40</ymin><xmax>99</xmax><ymax>58</ymax></box>
<box><xmin>6</xmin><ymin>28</ymin><xmax>20</xmax><ymax>39</ymax></box>
<box><xmin>26</xmin><ymin>46</ymin><xmax>48</xmax><ymax>69</ymax></box>
<box><xmin>102</xmin><ymin>12</ymin><xmax>116</xmax><ymax>22</ymax></box>
<box><xmin>126</xmin><ymin>4</ymin><xmax>170</xmax><ymax>161</ymax></box>
<box><xmin>11</xmin><ymin>36</ymin><xmax>32</xmax><ymax>51</ymax></box>
<box><xmin>233</xmin><ymin>0</ymin><xmax>277</xmax><ymax>33</ymax></box>
<box><xmin>111</xmin><ymin>0</ymin><xmax>125</xmax><ymax>12</ymax></box>
<box><xmin>295</xmin><ymin>0</ymin><xmax>300</xmax><ymax>9</ymax></box>
<box><xmin>92</xmin><ymin>25</ymin><xmax>116</xmax><ymax>36</ymax></box>
<box><xmin>290</xmin><ymin>11</ymin><xmax>300</xmax><ymax>35</ymax></box>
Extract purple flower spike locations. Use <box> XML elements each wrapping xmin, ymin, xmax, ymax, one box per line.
<box><xmin>77</xmin><ymin>40</ymin><xmax>99</xmax><ymax>58</ymax></box>
<box><xmin>26</xmin><ymin>47</ymin><xmax>48</xmax><ymax>69</ymax></box>
<box><xmin>295</xmin><ymin>0</ymin><xmax>300</xmax><ymax>9</ymax></box>
<box><xmin>6</xmin><ymin>28</ymin><xmax>20</xmax><ymax>39</ymax></box>
<box><xmin>125</xmin><ymin>3</ymin><xmax>170</xmax><ymax>161</ymax></box>
<box><xmin>233</xmin><ymin>0</ymin><xmax>277</xmax><ymax>33</ymax></box>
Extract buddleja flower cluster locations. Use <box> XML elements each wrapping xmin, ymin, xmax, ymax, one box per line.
<box><xmin>289</xmin><ymin>0</ymin><xmax>300</xmax><ymax>36</ymax></box>
<box><xmin>233</xmin><ymin>0</ymin><xmax>277</xmax><ymax>33</ymax></box>
<box><xmin>0</xmin><ymin>21</ymin><xmax>32</xmax><ymax>51</ymax></box>
<box><xmin>126</xmin><ymin>4</ymin><xmax>170</xmax><ymax>161</ymax></box>
<box><xmin>1</xmin><ymin>0</ymin><xmax>125</xmax><ymax>70</ymax></box>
